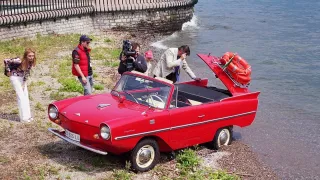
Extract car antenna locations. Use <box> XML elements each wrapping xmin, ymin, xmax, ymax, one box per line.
<box><xmin>142</xmin><ymin>87</ymin><xmax>152</xmax><ymax>116</ymax></box>
<box><xmin>141</xmin><ymin>106</ymin><xmax>152</xmax><ymax>116</ymax></box>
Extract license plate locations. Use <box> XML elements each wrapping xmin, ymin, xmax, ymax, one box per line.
<box><xmin>65</xmin><ymin>129</ymin><xmax>80</xmax><ymax>142</ymax></box>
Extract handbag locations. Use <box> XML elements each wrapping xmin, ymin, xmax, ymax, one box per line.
<box><xmin>3</xmin><ymin>57</ymin><xmax>21</xmax><ymax>77</ymax></box>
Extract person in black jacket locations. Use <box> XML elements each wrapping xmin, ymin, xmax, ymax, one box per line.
<box><xmin>118</xmin><ymin>42</ymin><xmax>147</xmax><ymax>75</ymax></box>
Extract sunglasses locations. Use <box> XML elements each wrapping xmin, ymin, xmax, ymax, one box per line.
<box><xmin>86</xmin><ymin>41</ymin><xmax>90</xmax><ymax>44</ymax></box>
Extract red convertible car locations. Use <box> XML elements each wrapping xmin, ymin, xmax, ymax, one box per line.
<box><xmin>48</xmin><ymin>53</ymin><xmax>260</xmax><ymax>172</ymax></box>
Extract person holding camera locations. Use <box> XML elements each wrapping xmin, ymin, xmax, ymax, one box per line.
<box><xmin>118</xmin><ymin>42</ymin><xmax>147</xmax><ymax>75</ymax></box>
<box><xmin>153</xmin><ymin>45</ymin><xmax>201</xmax><ymax>83</ymax></box>
<box><xmin>72</xmin><ymin>35</ymin><xmax>94</xmax><ymax>96</ymax></box>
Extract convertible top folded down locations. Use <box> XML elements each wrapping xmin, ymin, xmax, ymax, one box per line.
<box><xmin>176</xmin><ymin>84</ymin><xmax>231</xmax><ymax>103</ymax></box>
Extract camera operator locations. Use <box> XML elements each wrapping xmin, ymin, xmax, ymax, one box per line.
<box><xmin>118</xmin><ymin>42</ymin><xmax>147</xmax><ymax>75</ymax></box>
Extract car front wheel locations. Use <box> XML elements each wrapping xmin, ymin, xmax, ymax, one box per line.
<box><xmin>130</xmin><ymin>139</ymin><xmax>160</xmax><ymax>172</ymax></box>
<box><xmin>211</xmin><ymin>127</ymin><xmax>232</xmax><ymax>150</ymax></box>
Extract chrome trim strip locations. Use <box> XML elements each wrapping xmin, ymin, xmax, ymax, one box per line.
<box><xmin>97</xmin><ymin>104</ymin><xmax>111</xmax><ymax>109</ymax></box>
<box><xmin>170</xmin><ymin>111</ymin><xmax>255</xmax><ymax>131</ymax></box>
<box><xmin>115</xmin><ymin>111</ymin><xmax>256</xmax><ymax>140</ymax></box>
<box><xmin>115</xmin><ymin>127</ymin><xmax>171</xmax><ymax>140</ymax></box>
<box><xmin>48</xmin><ymin>128</ymin><xmax>108</xmax><ymax>155</ymax></box>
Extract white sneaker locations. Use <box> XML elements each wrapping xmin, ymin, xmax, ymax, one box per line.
<box><xmin>21</xmin><ymin>117</ymin><xmax>33</xmax><ymax>123</ymax></box>
<box><xmin>21</xmin><ymin>119</ymin><xmax>31</xmax><ymax>123</ymax></box>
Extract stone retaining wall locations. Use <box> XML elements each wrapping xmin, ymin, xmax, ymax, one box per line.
<box><xmin>94</xmin><ymin>7</ymin><xmax>193</xmax><ymax>35</ymax></box>
<box><xmin>0</xmin><ymin>16</ymin><xmax>94</xmax><ymax>40</ymax></box>
<box><xmin>0</xmin><ymin>0</ymin><xmax>197</xmax><ymax>40</ymax></box>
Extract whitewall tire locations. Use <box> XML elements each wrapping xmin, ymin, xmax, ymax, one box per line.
<box><xmin>211</xmin><ymin>127</ymin><xmax>233</xmax><ymax>150</ymax></box>
<box><xmin>130</xmin><ymin>139</ymin><xmax>160</xmax><ymax>172</ymax></box>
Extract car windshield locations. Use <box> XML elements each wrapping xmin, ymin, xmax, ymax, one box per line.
<box><xmin>113</xmin><ymin>74</ymin><xmax>172</xmax><ymax>109</ymax></box>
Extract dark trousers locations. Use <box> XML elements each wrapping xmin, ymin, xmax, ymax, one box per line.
<box><xmin>166</xmin><ymin>72</ymin><xmax>177</xmax><ymax>83</ymax></box>
<box><xmin>154</xmin><ymin>73</ymin><xmax>177</xmax><ymax>83</ymax></box>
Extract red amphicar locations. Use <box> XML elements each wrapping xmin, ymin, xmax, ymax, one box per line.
<box><xmin>47</xmin><ymin>53</ymin><xmax>260</xmax><ymax>172</ymax></box>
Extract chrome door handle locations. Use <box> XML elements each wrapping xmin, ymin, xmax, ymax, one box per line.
<box><xmin>198</xmin><ymin>115</ymin><xmax>205</xmax><ymax>118</ymax></box>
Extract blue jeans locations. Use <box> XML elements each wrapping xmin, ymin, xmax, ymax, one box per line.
<box><xmin>78</xmin><ymin>75</ymin><xmax>93</xmax><ymax>95</ymax></box>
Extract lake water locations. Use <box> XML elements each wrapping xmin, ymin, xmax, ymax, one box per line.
<box><xmin>151</xmin><ymin>0</ymin><xmax>320</xmax><ymax>179</ymax></box>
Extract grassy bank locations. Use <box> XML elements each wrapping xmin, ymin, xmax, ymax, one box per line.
<box><xmin>0</xmin><ymin>33</ymin><xmax>121</xmax><ymax>94</ymax></box>
<box><xmin>0</xmin><ymin>33</ymin><xmax>241</xmax><ymax>179</ymax></box>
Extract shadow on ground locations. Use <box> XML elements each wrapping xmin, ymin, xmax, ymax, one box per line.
<box><xmin>37</xmin><ymin>140</ymin><xmax>175</xmax><ymax>175</ymax></box>
<box><xmin>0</xmin><ymin>113</ymin><xmax>20</xmax><ymax>122</ymax></box>
<box><xmin>37</xmin><ymin>140</ymin><xmax>125</xmax><ymax>173</ymax></box>
<box><xmin>37</xmin><ymin>140</ymin><xmax>173</xmax><ymax>174</ymax></box>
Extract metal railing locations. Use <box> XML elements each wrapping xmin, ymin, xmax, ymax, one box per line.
<box><xmin>94</xmin><ymin>0</ymin><xmax>197</xmax><ymax>13</ymax></box>
<box><xmin>0</xmin><ymin>0</ymin><xmax>197</xmax><ymax>26</ymax></box>
<box><xmin>0</xmin><ymin>0</ymin><xmax>94</xmax><ymax>25</ymax></box>
<box><xmin>0</xmin><ymin>0</ymin><xmax>92</xmax><ymax>16</ymax></box>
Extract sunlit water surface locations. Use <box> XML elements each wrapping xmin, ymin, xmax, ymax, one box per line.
<box><xmin>151</xmin><ymin>0</ymin><xmax>320</xmax><ymax>179</ymax></box>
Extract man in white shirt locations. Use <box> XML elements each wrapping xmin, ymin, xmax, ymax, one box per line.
<box><xmin>153</xmin><ymin>45</ymin><xmax>200</xmax><ymax>83</ymax></box>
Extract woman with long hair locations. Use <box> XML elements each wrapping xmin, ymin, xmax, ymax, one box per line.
<box><xmin>4</xmin><ymin>48</ymin><xmax>36</xmax><ymax>122</ymax></box>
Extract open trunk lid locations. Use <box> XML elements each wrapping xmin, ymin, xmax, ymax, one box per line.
<box><xmin>197</xmin><ymin>53</ymin><xmax>251</xmax><ymax>95</ymax></box>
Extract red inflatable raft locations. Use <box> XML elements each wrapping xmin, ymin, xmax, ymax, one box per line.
<box><xmin>220</xmin><ymin>52</ymin><xmax>251</xmax><ymax>85</ymax></box>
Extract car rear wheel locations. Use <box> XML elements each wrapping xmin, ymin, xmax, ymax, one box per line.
<box><xmin>211</xmin><ymin>127</ymin><xmax>232</xmax><ymax>150</ymax></box>
<box><xmin>130</xmin><ymin>139</ymin><xmax>160</xmax><ymax>172</ymax></box>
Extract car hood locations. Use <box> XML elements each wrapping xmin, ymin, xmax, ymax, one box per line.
<box><xmin>59</xmin><ymin>93</ymin><xmax>146</xmax><ymax>127</ymax></box>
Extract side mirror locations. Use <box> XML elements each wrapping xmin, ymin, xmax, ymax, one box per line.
<box><xmin>118</xmin><ymin>95</ymin><xmax>126</xmax><ymax>103</ymax></box>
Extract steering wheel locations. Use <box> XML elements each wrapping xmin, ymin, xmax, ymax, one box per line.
<box><xmin>149</xmin><ymin>94</ymin><xmax>165</xmax><ymax>106</ymax></box>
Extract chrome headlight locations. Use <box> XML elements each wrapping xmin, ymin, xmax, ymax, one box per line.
<box><xmin>49</xmin><ymin>105</ymin><xmax>58</xmax><ymax>120</ymax></box>
<box><xmin>100</xmin><ymin>125</ymin><xmax>111</xmax><ymax>140</ymax></box>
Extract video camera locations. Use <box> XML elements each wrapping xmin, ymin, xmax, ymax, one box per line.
<box><xmin>122</xmin><ymin>40</ymin><xmax>137</xmax><ymax>71</ymax></box>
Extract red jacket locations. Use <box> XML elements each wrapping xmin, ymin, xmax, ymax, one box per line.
<box><xmin>72</xmin><ymin>45</ymin><xmax>91</xmax><ymax>77</ymax></box>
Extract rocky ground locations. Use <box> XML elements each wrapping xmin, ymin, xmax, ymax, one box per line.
<box><xmin>0</xmin><ymin>32</ymin><xmax>278</xmax><ymax>179</ymax></box>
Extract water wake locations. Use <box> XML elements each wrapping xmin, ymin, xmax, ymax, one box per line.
<box><xmin>151</xmin><ymin>14</ymin><xmax>198</xmax><ymax>49</ymax></box>
<box><xmin>182</xmin><ymin>15</ymin><xmax>199</xmax><ymax>31</ymax></box>
<box><xmin>150</xmin><ymin>32</ymin><xmax>178</xmax><ymax>49</ymax></box>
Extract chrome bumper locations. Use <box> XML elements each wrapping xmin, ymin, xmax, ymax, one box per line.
<box><xmin>48</xmin><ymin>128</ymin><xmax>108</xmax><ymax>155</ymax></box>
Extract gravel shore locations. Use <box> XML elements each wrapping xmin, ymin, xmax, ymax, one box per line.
<box><xmin>0</xmin><ymin>31</ymin><xmax>279</xmax><ymax>179</ymax></box>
